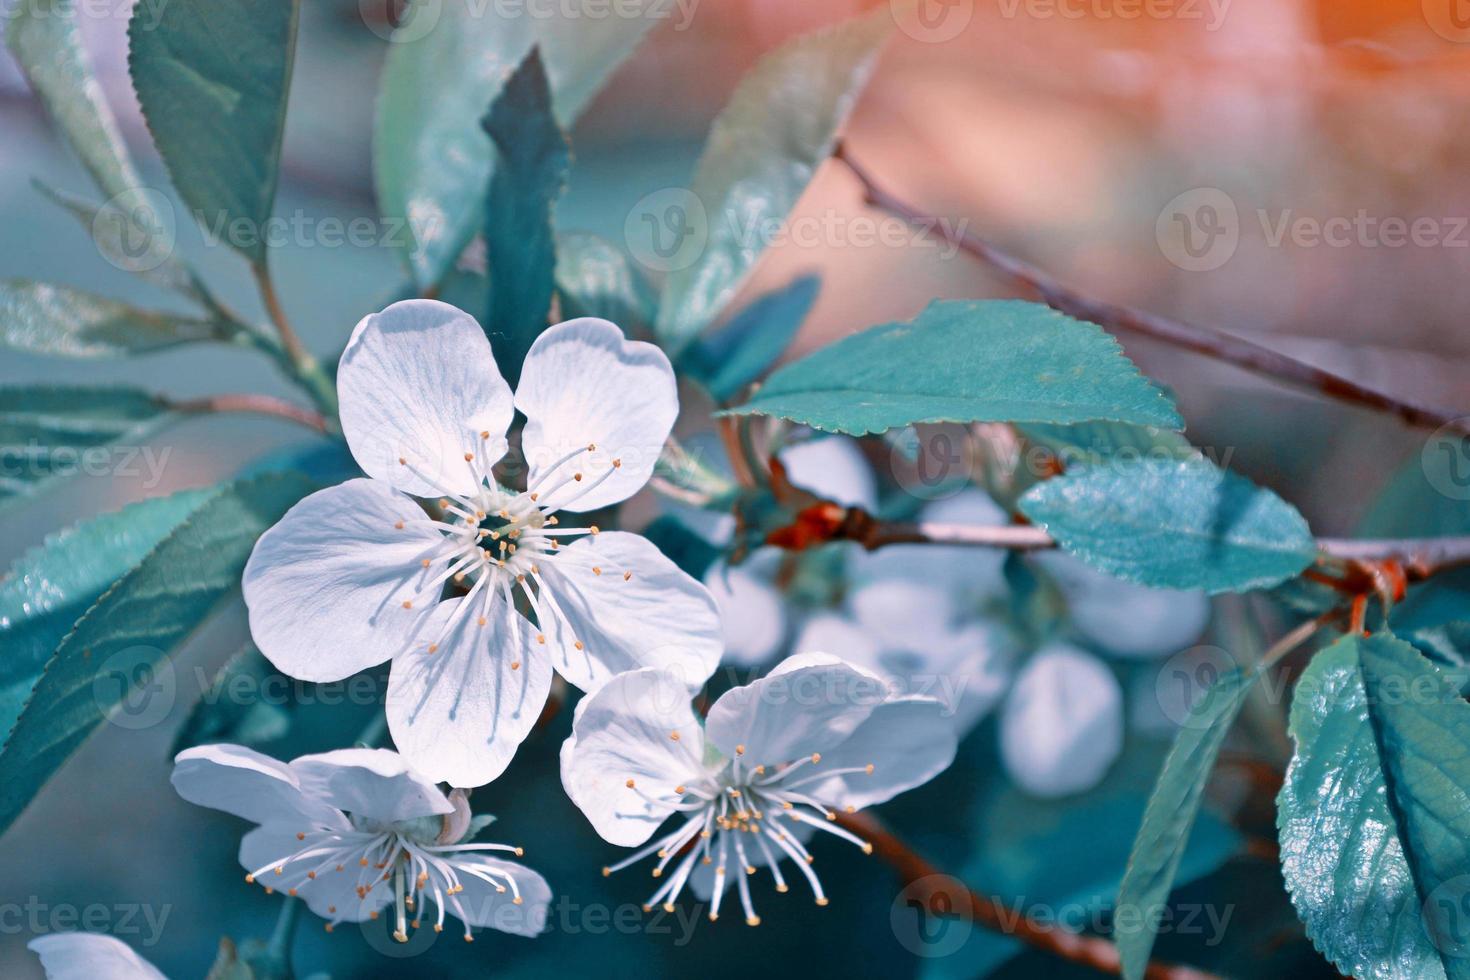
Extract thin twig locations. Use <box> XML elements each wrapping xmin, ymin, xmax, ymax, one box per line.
<box><xmin>252</xmin><ymin>262</ymin><xmax>310</xmax><ymax>369</ymax></box>
<box><xmin>834</xmin><ymin>145</ymin><xmax>1470</xmax><ymax>438</ymax></box>
<box><xmin>167</xmin><ymin>394</ymin><xmax>330</xmax><ymax>433</ymax></box>
<box><xmin>840</xmin><ymin>810</ymin><xmax>1222</xmax><ymax>980</ymax></box>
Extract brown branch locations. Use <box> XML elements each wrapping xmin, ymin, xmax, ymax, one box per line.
<box><xmin>840</xmin><ymin>810</ymin><xmax>1222</xmax><ymax>980</ymax></box>
<box><xmin>834</xmin><ymin>145</ymin><xmax>1470</xmax><ymax>438</ymax></box>
<box><xmin>252</xmin><ymin>262</ymin><xmax>311</xmax><ymax>370</ymax></box>
<box><xmin>168</xmin><ymin>394</ymin><xmax>330</xmax><ymax>433</ymax></box>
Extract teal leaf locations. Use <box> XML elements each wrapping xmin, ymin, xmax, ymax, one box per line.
<box><xmin>481</xmin><ymin>48</ymin><xmax>570</xmax><ymax>385</ymax></box>
<box><xmin>1115</xmin><ymin>668</ymin><xmax>1258</xmax><ymax>980</ymax></box>
<box><xmin>129</xmin><ymin>0</ymin><xmax>300</xmax><ymax>265</ymax></box>
<box><xmin>1278</xmin><ymin>634</ymin><xmax>1448</xmax><ymax>980</ymax></box>
<box><xmin>374</xmin><ymin>0</ymin><xmax>657</xmax><ymax>290</ymax></box>
<box><xmin>1360</xmin><ymin>431</ymin><xmax>1470</xmax><ymax>538</ymax></box>
<box><xmin>1020</xmin><ymin>458</ymin><xmax>1315</xmax><ymax>593</ymax></box>
<box><xmin>31</xmin><ymin>181</ymin><xmax>199</xmax><ymax>298</ymax></box>
<box><xmin>0</xmin><ymin>387</ymin><xmax>177</xmax><ymax>511</ymax></box>
<box><xmin>555</xmin><ymin>233</ymin><xmax>656</xmax><ymax>335</ymax></box>
<box><xmin>1016</xmin><ymin>419</ymin><xmax>1199</xmax><ymax>463</ymax></box>
<box><xmin>171</xmin><ymin>644</ymin><xmax>291</xmax><ymax>754</ymax></box>
<box><xmin>0</xmin><ymin>472</ymin><xmax>316</xmax><ymax>836</ymax></box>
<box><xmin>1358</xmin><ymin>633</ymin><xmax>1470</xmax><ymax>976</ymax></box>
<box><xmin>695</xmin><ymin>274</ymin><xmax>820</xmax><ymax>404</ymax></box>
<box><xmin>0</xmin><ymin>280</ymin><xmax>220</xmax><ymax>357</ymax></box>
<box><xmin>7</xmin><ymin>0</ymin><xmax>143</xmax><ymax>201</ymax></box>
<box><xmin>723</xmin><ymin>299</ymin><xmax>1182</xmax><ymax>436</ymax></box>
<box><xmin>0</xmin><ymin>489</ymin><xmax>213</xmax><ymax>747</ymax></box>
<box><xmin>654</xmin><ymin>10</ymin><xmax>890</xmax><ymax>355</ymax></box>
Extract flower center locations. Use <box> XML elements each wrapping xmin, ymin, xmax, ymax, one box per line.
<box><xmin>242</xmin><ymin>818</ymin><xmax>526</xmax><ymax>942</ymax></box>
<box><xmin>604</xmin><ymin>747</ymin><xmax>877</xmax><ymax>926</ymax></box>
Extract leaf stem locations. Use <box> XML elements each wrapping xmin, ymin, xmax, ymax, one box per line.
<box><xmin>834</xmin><ymin>144</ymin><xmax>1470</xmax><ymax>438</ymax></box>
<box><xmin>251</xmin><ymin>261</ymin><xmax>339</xmax><ymax>417</ymax></box>
<box><xmin>839</xmin><ymin>810</ymin><xmax>1222</xmax><ymax>980</ymax></box>
<box><xmin>167</xmin><ymin>394</ymin><xmax>329</xmax><ymax>434</ymax></box>
<box><xmin>265</xmin><ymin>894</ymin><xmax>301</xmax><ymax>966</ymax></box>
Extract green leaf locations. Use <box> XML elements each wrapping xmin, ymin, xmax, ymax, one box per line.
<box><xmin>1358</xmin><ymin>633</ymin><xmax>1470</xmax><ymax>975</ymax></box>
<box><xmin>128</xmin><ymin>0</ymin><xmax>300</xmax><ymax>265</ymax></box>
<box><xmin>1360</xmin><ymin>432</ymin><xmax>1470</xmax><ymax>538</ymax></box>
<box><xmin>654</xmin><ymin>11</ymin><xmax>890</xmax><ymax>354</ymax></box>
<box><xmin>481</xmin><ymin>48</ymin><xmax>570</xmax><ymax>386</ymax></box>
<box><xmin>723</xmin><ymin>299</ymin><xmax>1183</xmax><ymax>436</ymax></box>
<box><xmin>7</xmin><ymin>0</ymin><xmax>143</xmax><ymax>201</ymax></box>
<box><xmin>0</xmin><ymin>387</ymin><xmax>177</xmax><ymax>511</ymax></box>
<box><xmin>555</xmin><ymin>233</ymin><xmax>656</xmax><ymax>334</ymax></box>
<box><xmin>1278</xmin><ymin>634</ymin><xmax>1448</xmax><ymax>980</ymax></box>
<box><xmin>0</xmin><ymin>280</ymin><xmax>220</xmax><ymax>357</ymax></box>
<box><xmin>695</xmin><ymin>275</ymin><xmax>820</xmax><ymax>404</ymax></box>
<box><xmin>1115</xmin><ymin>668</ymin><xmax>1257</xmax><ymax>980</ymax></box>
<box><xmin>1016</xmin><ymin>419</ymin><xmax>1199</xmax><ymax>464</ymax></box>
<box><xmin>1019</xmin><ymin>458</ymin><xmax>1315</xmax><ymax>593</ymax></box>
<box><xmin>0</xmin><ymin>472</ymin><xmax>316</xmax><ymax>836</ymax></box>
<box><xmin>0</xmin><ymin>489</ymin><xmax>213</xmax><ymax>746</ymax></box>
<box><xmin>374</xmin><ymin>0</ymin><xmax>657</xmax><ymax>290</ymax></box>
<box><xmin>172</xmin><ymin>644</ymin><xmax>291</xmax><ymax>754</ymax></box>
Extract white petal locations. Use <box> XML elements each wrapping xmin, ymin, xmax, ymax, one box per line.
<box><xmin>560</xmin><ymin>668</ymin><xmax>708</xmax><ymax>847</ymax></box>
<box><xmin>338</xmin><ymin>299</ymin><xmax>513</xmax><ymax>497</ymax></box>
<box><xmin>797</xmin><ymin>695</ymin><xmax>957</xmax><ymax>810</ymax></box>
<box><xmin>704</xmin><ymin>655</ymin><xmax>885</xmax><ymax>765</ymax></box>
<box><xmin>705</xmin><ymin>562</ymin><xmax>786</xmax><ymax>668</ymax></box>
<box><xmin>1037</xmin><ymin>553</ymin><xmax>1211</xmax><ymax>660</ymax></box>
<box><xmin>779</xmin><ymin>435</ymin><xmax>876</xmax><ymax>511</ymax></box>
<box><xmin>171</xmin><ymin>744</ymin><xmax>345</xmax><ymax>828</ymax></box>
<box><xmin>1000</xmin><ymin>643</ymin><xmax>1123</xmax><ymax>798</ymax></box>
<box><xmin>243</xmin><ymin>480</ymin><xmax>443</xmax><ymax>683</ymax></box>
<box><xmin>28</xmin><ymin>934</ymin><xmax>167</xmax><ymax>980</ymax></box>
<box><xmin>515</xmin><ymin>318</ymin><xmax>676</xmax><ymax>512</ymax></box>
<box><xmin>239</xmin><ymin>823</ymin><xmax>390</xmax><ymax>922</ymax></box>
<box><xmin>290</xmin><ymin>748</ymin><xmax>453</xmax><ymax>824</ymax></box>
<box><xmin>385</xmin><ymin>596</ymin><xmax>551</xmax><ymax>788</ymax></box>
<box><xmin>447</xmin><ymin>857</ymin><xmax>552</xmax><ymax>936</ymax></box>
<box><xmin>536</xmin><ymin>532</ymin><xmax>721</xmax><ymax>693</ymax></box>
<box><xmin>926</xmin><ymin>621</ymin><xmax>1015</xmax><ymax>733</ymax></box>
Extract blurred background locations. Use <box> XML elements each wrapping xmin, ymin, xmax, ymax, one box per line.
<box><xmin>3</xmin><ymin>0</ymin><xmax>1469</xmax><ymax>975</ymax></box>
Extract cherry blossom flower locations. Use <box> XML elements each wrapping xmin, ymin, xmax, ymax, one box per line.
<box><xmin>28</xmin><ymin>935</ymin><xmax>165</xmax><ymax>980</ymax></box>
<box><xmin>999</xmin><ymin>642</ymin><xmax>1123</xmax><ymax>798</ymax></box>
<box><xmin>560</xmin><ymin>654</ymin><xmax>957</xmax><ymax>924</ymax></box>
<box><xmin>171</xmin><ymin>744</ymin><xmax>551</xmax><ymax>943</ymax></box>
<box><xmin>242</xmin><ymin>301</ymin><xmax>722</xmax><ymax>786</ymax></box>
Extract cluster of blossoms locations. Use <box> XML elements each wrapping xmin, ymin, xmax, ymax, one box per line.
<box><xmin>26</xmin><ymin>301</ymin><xmax>1210</xmax><ymax>976</ymax></box>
